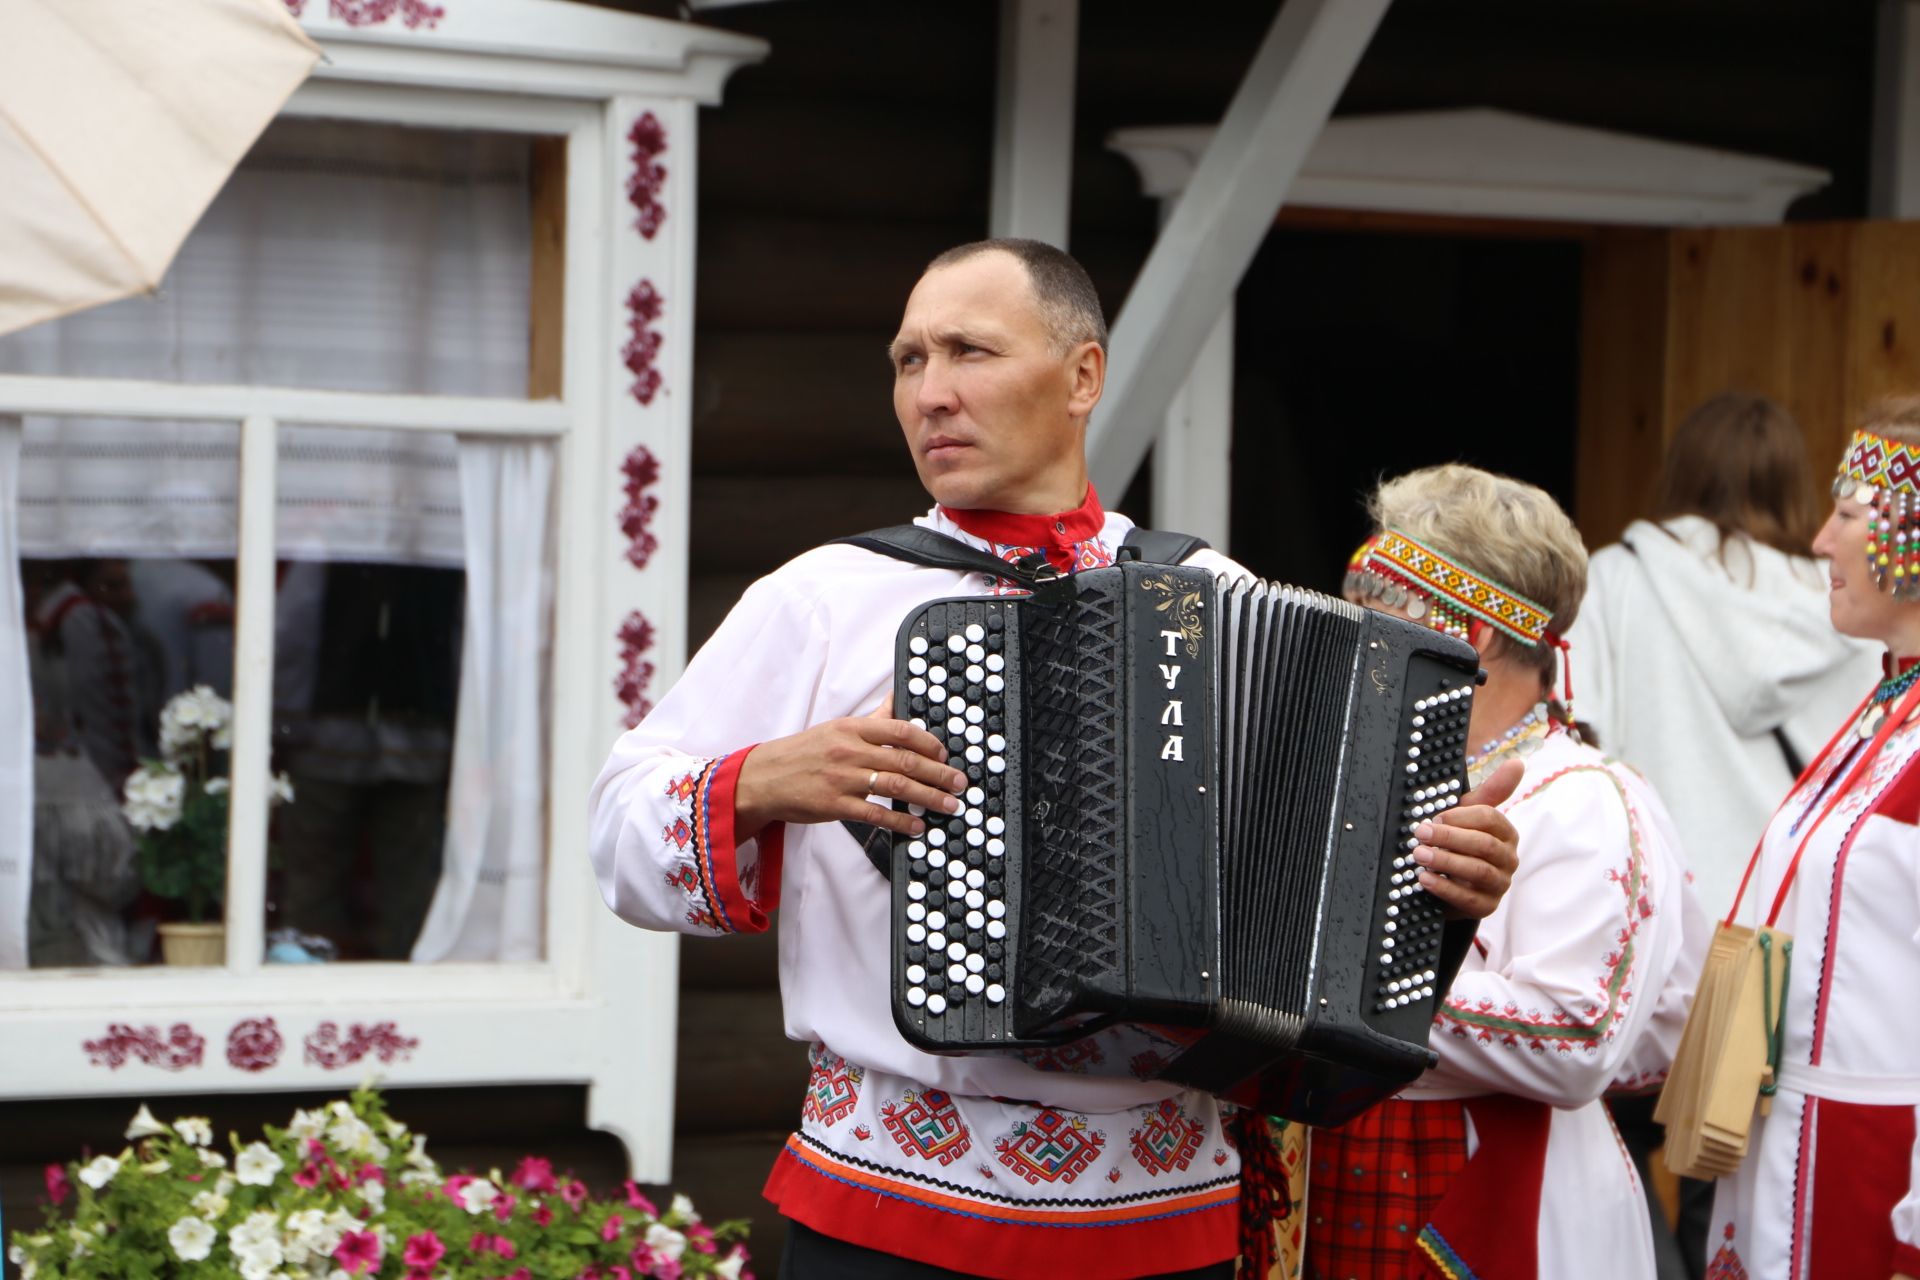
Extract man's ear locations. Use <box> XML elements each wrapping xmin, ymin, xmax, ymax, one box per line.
<box><xmin>1067</xmin><ymin>340</ymin><xmax>1105</xmax><ymax>420</ymax></box>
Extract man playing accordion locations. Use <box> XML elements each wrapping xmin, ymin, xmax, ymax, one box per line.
<box><xmin>589</xmin><ymin>241</ymin><xmax>1523</xmax><ymax>1279</ymax></box>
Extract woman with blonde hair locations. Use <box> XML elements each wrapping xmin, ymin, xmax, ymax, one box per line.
<box><xmin>1317</xmin><ymin>463</ymin><xmax>1704</xmax><ymax>1280</ymax></box>
<box><xmin>1707</xmin><ymin>396</ymin><xmax>1920</xmax><ymax>1279</ymax></box>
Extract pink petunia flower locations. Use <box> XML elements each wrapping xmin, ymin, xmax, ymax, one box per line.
<box><xmin>622</xmin><ymin>1181</ymin><xmax>658</xmax><ymax>1216</ymax></box>
<box><xmin>333</xmin><ymin>1230</ymin><xmax>383</xmax><ymax>1276</ymax></box>
<box><xmin>607</xmin><ymin>1268</ymin><xmax>633</xmax><ymax>1280</ymax></box>
<box><xmin>402</xmin><ymin>1231</ymin><xmax>447</xmax><ymax>1269</ymax></box>
<box><xmin>560</xmin><ymin>1179</ymin><xmax>589</xmax><ymax>1211</ymax></box>
<box><xmin>533</xmin><ymin>1204</ymin><xmax>554</xmax><ymax>1227</ymax></box>
<box><xmin>655</xmin><ymin>1259</ymin><xmax>682</xmax><ymax>1280</ymax></box>
<box><xmin>293</xmin><ymin>1163</ymin><xmax>322</xmax><ymax>1189</ymax></box>
<box><xmin>689</xmin><ymin>1222</ymin><xmax>717</xmax><ymax>1254</ymax></box>
<box><xmin>631</xmin><ymin>1243</ymin><xmax>656</xmax><ymax>1272</ymax></box>
<box><xmin>506</xmin><ymin>1271</ymin><xmax>532</xmax><ymax>1280</ymax></box>
<box><xmin>603</xmin><ymin>1215</ymin><xmax>625</xmax><ymax>1242</ymax></box>
<box><xmin>511</xmin><ymin>1155</ymin><xmax>557</xmax><ymax>1193</ymax></box>
<box><xmin>444</xmin><ymin>1173</ymin><xmax>476</xmax><ymax>1205</ymax></box>
<box><xmin>44</xmin><ymin>1164</ymin><xmax>70</xmax><ymax>1207</ymax></box>
<box><xmin>493</xmin><ymin>1190</ymin><xmax>517</xmax><ymax>1222</ymax></box>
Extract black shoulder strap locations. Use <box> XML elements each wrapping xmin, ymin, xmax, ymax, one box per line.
<box><xmin>1121</xmin><ymin>526</ymin><xmax>1211</xmax><ymax>564</ymax></box>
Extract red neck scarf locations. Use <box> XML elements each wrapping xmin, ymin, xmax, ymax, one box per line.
<box><xmin>940</xmin><ymin>485</ymin><xmax>1105</xmax><ymax>573</ymax></box>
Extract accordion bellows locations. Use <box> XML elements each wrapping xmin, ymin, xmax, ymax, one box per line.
<box><xmin>887</xmin><ymin>561</ymin><xmax>1481</xmax><ymax>1125</ymax></box>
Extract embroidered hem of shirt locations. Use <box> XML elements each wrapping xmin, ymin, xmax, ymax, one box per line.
<box><xmin>765</xmin><ymin>1133</ymin><xmax>1238</xmax><ymax>1280</ymax></box>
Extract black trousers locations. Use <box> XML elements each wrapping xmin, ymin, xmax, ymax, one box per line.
<box><xmin>776</xmin><ymin>1221</ymin><xmax>1236</xmax><ymax>1280</ymax></box>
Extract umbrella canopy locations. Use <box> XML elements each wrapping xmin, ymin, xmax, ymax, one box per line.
<box><xmin>0</xmin><ymin>0</ymin><xmax>320</xmax><ymax>337</ymax></box>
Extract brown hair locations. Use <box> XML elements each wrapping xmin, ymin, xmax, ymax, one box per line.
<box><xmin>1648</xmin><ymin>392</ymin><xmax>1819</xmax><ymax>557</ymax></box>
<box><xmin>925</xmin><ymin>238</ymin><xmax>1108</xmax><ymax>354</ymax></box>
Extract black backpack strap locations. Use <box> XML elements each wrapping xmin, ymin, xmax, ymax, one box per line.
<box><xmin>1121</xmin><ymin>526</ymin><xmax>1211</xmax><ymax>564</ymax></box>
<box><xmin>832</xmin><ymin>524</ymin><xmax>1046</xmax><ymax>587</ymax></box>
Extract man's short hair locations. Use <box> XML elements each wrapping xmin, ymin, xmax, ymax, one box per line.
<box><xmin>925</xmin><ymin>238</ymin><xmax>1108</xmax><ymax>354</ymax></box>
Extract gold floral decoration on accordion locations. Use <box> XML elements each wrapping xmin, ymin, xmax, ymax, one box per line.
<box><xmin>1142</xmin><ymin>574</ymin><xmax>1205</xmax><ymax>657</ymax></box>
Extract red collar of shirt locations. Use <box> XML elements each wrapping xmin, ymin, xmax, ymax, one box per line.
<box><xmin>939</xmin><ymin>486</ymin><xmax>1104</xmax><ymax>571</ymax></box>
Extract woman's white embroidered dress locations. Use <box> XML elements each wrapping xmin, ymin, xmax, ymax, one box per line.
<box><xmin>1708</xmin><ymin>697</ymin><xmax>1920</xmax><ymax>1280</ymax></box>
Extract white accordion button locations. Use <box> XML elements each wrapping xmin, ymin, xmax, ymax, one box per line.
<box><xmin>907</xmin><ymin>986</ymin><xmax>926</xmax><ymax>1007</ymax></box>
<box><xmin>987</xmin><ymin>899</ymin><xmax>1006</xmax><ymax>919</ymax></box>
<box><xmin>947</xmin><ymin>715</ymin><xmax>966</xmax><ymax>735</ymax></box>
<box><xmin>928</xmin><ymin>931</ymin><xmax>947</xmax><ymax>952</ymax></box>
<box><xmin>908</xmin><ymin>841</ymin><xmax>926</xmax><ymax>860</ymax></box>
<box><xmin>908</xmin><ymin>678</ymin><xmax>927</xmax><ymax>696</ymax></box>
<box><xmin>965</xmin><ymin>623</ymin><xmax>985</xmax><ymax>643</ymax></box>
<box><xmin>948</xmin><ymin>949</ymin><xmax>967</xmax><ymax>970</ymax></box>
<box><xmin>987</xmin><ymin>734</ymin><xmax>1006</xmax><ymax>753</ymax></box>
<box><xmin>986</xmin><ymin>816</ymin><xmax>1005</xmax><ymax>835</ymax></box>
<box><xmin>987</xmin><ymin>919</ymin><xmax>1007</xmax><ymax>939</ymax></box>
<box><xmin>966</xmin><ymin>906</ymin><xmax>985</xmax><ymax>925</ymax></box>
<box><xmin>966</xmin><ymin>974</ymin><xmax>986</xmax><ymax>995</ymax></box>
<box><xmin>966</xmin><ymin>725</ymin><xmax>984</xmax><ymax>745</ymax></box>
<box><xmin>928</xmin><ymin>829</ymin><xmax>946</xmax><ymax>847</ymax></box>
<box><xmin>907</xmin><ymin>963</ymin><xmax>926</xmax><ymax>983</ymax></box>
<box><xmin>929</xmin><ymin>665</ymin><xmax>947</xmax><ymax>684</ymax></box>
<box><xmin>986</xmin><ymin>653</ymin><xmax>1005</xmax><ymax>672</ymax></box>
<box><xmin>966</xmin><ymin>745</ymin><xmax>985</xmax><ymax>763</ymax></box>
<box><xmin>909</xmin><ymin>635</ymin><xmax>929</xmax><ymax>655</ymax></box>
<box><xmin>966</xmin><ymin>868</ymin><xmax>985</xmax><ymax>889</ymax></box>
<box><xmin>910</xmin><ymin>718</ymin><xmax>927</xmax><ymax>730</ymax></box>
<box><xmin>967</xmin><ymin>785</ymin><xmax>985</xmax><ymax>804</ymax></box>
<box><xmin>906</xmin><ymin>903</ymin><xmax>925</xmax><ymax>922</ymax></box>
<box><xmin>948</xmin><ymin>963</ymin><xmax>966</xmax><ymax>984</ymax></box>
<box><xmin>986</xmin><ymin>674</ymin><xmax>1005</xmax><ymax>693</ymax></box>
<box><xmin>927</xmin><ymin>993</ymin><xmax>947</xmax><ymax>1015</ymax></box>
<box><xmin>987</xmin><ymin>755</ymin><xmax>1006</xmax><ymax>773</ymax></box>
<box><xmin>966</xmin><ymin>664</ymin><xmax>985</xmax><ymax>683</ymax></box>
<box><xmin>909</xmin><ymin>656</ymin><xmax>928</xmax><ymax>675</ymax></box>
<box><xmin>965</xmin><ymin>806</ymin><xmax>984</xmax><ymax>826</ymax></box>
<box><xmin>926</xmin><ymin>910</ymin><xmax>946</xmax><ymax>931</ymax></box>
<box><xmin>946</xmin><ymin>633</ymin><xmax>966</xmax><ymax>652</ymax></box>
<box><xmin>987</xmin><ymin>838</ymin><xmax>1005</xmax><ymax>856</ymax></box>
<box><xmin>965</xmin><ymin>952</ymin><xmax>985</xmax><ymax>973</ymax></box>
<box><xmin>966</xmin><ymin>828</ymin><xmax>985</xmax><ymax>847</ymax></box>
<box><xmin>965</xmin><ymin>704</ymin><xmax>985</xmax><ymax>724</ymax></box>
<box><xmin>966</xmin><ymin>645</ymin><xmax>985</xmax><ymax>663</ymax></box>
<box><xmin>986</xmin><ymin>983</ymin><xmax>1006</xmax><ymax>1004</ymax></box>
<box><xmin>907</xmin><ymin>881</ymin><xmax>926</xmax><ymax>901</ymax></box>
<box><xmin>947</xmin><ymin>857</ymin><xmax>967</xmax><ymax>878</ymax></box>
<box><xmin>947</xmin><ymin>880</ymin><xmax>966</xmax><ymax>899</ymax></box>
<box><xmin>907</xmin><ymin>923</ymin><xmax>926</xmax><ymax>943</ymax></box>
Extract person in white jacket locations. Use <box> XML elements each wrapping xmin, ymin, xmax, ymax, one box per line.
<box><xmin>1568</xmin><ymin>392</ymin><xmax>1878</xmax><ymax>921</ymax></box>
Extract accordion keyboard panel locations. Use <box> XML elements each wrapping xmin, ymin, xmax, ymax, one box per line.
<box><xmin>891</xmin><ymin>600</ymin><xmax>1024</xmax><ymax>1047</ymax></box>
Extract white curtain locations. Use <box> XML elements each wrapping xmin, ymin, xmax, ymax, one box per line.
<box><xmin>410</xmin><ymin>438</ymin><xmax>553</xmax><ymax>963</ymax></box>
<box><xmin>0</xmin><ymin>420</ymin><xmax>29</xmax><ymax>968</ymax></box>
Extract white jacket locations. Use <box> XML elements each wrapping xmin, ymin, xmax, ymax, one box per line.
<box><xmin>1566</xmin><ymin>515</ymin><xmax>1878</xmax><ymax>919</ymax></box>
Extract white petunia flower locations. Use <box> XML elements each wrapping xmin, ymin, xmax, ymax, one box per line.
<box><xmin>670</xmin><ymin>1192</ymin><xmax>699</xmax><ymax>1222</ymax></box>
<box><xmin>715</xmin><ymin>1249</ymin><xmax>748</xmax><ymax>1280</ymax></box>
<box><xmin>234</xmin><ymin>1141</ymin><xmax>284</xmax><ymax>1187</ymax></box>
<box><xmin>175</xmin><ymin>1116</ymin><xmax>213</xmax><ymax>1146</ymax></box>
<box><xmin>76</xmin><ymin>1154</ymin><xmax>120</xmax><ymax>1189</ymax></box>
<box><xmin>230</xmin><ymin>1210</ymin><xmax>284</xmax><ymax>1274</ymax></box>
<box><xmin>168</xmin><ymin>1216</ymin><xmax>217</xmax><ymax>1262</ymax></box>
<box><xmin>191</xmin><ymin>1189</ymin><xmax>230</xmax><ymax>1220</ymax></box>
<box><xmin>358</xmin><ymin>1179</ymin><xmax>385</xmax><ymax>1210</ymax></box>
<box><xmin>456</xmin><ymin>1178</ymin><xmax>499</xmax><ymax>1214</ymax></box>
<box><xmin>198</xmin><ymin>1147</ymin><xmax>227</xmax><ymax>1168</ymax></box>
<box><xmin>286</xmin><ymin>1108</ymin><xmax>326</xmax><ymax>1141</ymax></box>
<box><xmin>270</xmin><ymin>771</ymin><xmax>295</xmax><ymax>805</ymax></box>
<box><xmin>644</xmin><ymin>1223</ymin><xmax>687</xmax><ymax>1262</ymax></box>
<box><xmin>204</xmin><ymin>777</ymin><xmax>230</xmax><ymax>795</ymax></box>
<box><xmin>125</xmin><ymin>1104</ymin><xmax>169</xmax><ymax>1140</ymax></box>
<box><xmin>326</xmin><ymin>1113</ymin><xmax>375</xmax><ymax>1157</ymax></box>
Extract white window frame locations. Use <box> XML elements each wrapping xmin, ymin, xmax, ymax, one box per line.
<box><xmin>0</xmin><ymin>2</ymin><xmax>763</xmax><ymax>1181</ymax></box>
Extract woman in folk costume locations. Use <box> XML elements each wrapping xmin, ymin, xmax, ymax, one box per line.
<box><xmin>1314</xmin><ymin>464</ymin><xmax>1705</xmax><ymax>1280</ymax></box>
<box><xmin>1707</xmin><ymin>397</ymin><xmax>1920</xmax><ymax>1280</ymax></box>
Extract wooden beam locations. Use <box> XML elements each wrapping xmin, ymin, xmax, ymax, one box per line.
<box><xmin>1274</xmin><ymin>205</ymin><xmax>1600</xmax><ymax>241</ymax></box>
<box><xmin>989</xmin><ymin>0</ymin><xmax>1079</xmax><ymax>246</ymax></box>
<box><xmin>1089</xmin><ymin>0</ymin><xmax>1392</xmax><ymax>499</ymax></box>
<box><xmin>528</xmin><ymin>135</ymin><xmax>568</xmax><ymax>401</ymax></box>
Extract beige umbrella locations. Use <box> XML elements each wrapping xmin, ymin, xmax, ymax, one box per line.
<box><xmin>0</xmin><ymin>0</ymin><xmax>320</xmax><ymax>336</ymax></box>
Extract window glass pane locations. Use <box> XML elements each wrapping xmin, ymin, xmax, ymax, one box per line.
<box><xmin>0</xmin><ymin>119</ymin><xmax>532</xmax><ymax>397</ymax></box>
<box><xmin>21</xmin><ymin>420</ymin><xmax>240</xmax><ymax>968</ymax></box>
<box><xmin>269</xmin><ymin>427</ymin><xmax>554</xmax><ymax>964</ymax></box>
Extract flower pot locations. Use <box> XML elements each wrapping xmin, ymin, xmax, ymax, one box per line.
<box><xmin>157</xmin><ymin>921</ymin><xmax>226</xmax><ymax>967</ymax></box>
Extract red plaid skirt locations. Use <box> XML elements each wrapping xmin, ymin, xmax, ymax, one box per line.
<box><xmin>1305</xmin><ymin>1099</ymin><xmax>1469</xmax><ymax>1280</ymax></box>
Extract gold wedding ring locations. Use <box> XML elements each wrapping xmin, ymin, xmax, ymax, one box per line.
<box><xmin>868</xmin><ymin>770</ymin><xmax>880</xmax><ymax>794</ymax></box>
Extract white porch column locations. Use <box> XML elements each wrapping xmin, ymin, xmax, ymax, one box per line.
<box><xmin>989</xmin><ymin>0</ymin><xmax>1079</xmax><ymax>246</ymax></box>
<box><xmin>1874</xmin><ymin>0</ymin><xmax>1920</xmax><ymax>217</ymax></box>
<box><xmin>1088</xmin><ymin>0</ymin><xmax>1390</xmax><ymax>500</ymax></box>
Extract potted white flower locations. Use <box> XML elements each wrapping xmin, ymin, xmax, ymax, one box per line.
<box><xmin>121</xmin><ymin>686</ymin><xmax>293</xmax><ymax>966</ymax></box>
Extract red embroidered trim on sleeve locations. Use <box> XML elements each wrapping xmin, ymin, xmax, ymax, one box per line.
<box><xmin>700</xmin><ymin>746</ymin><xmax>783</xmax><ymax>934</ymax></box>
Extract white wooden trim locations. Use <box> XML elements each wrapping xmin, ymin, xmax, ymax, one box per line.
<box><xmin>286</xmin><ymin>79</ymin><xmax>595</xmax><ymax>134</ymax></box>
<box><xmin>1150</xmin><ymin>309</ymin><xmax>1233</xmax><ymax>551</ymax></box>
<box><xmin>988</xmin><ymin>0</ymin><xmax>1079</xmax><ymax>247</ymax></box>
<box><xmin>222</xmin><ymin>416</ymin><xmax>280</xmax><ymax>978</ymax></box>
<box><xmin>1875</xmin><ymin>0</ymin><xmax>1920</xmax><ymax>218</ymax></box>
<box><xmin>1110</xmin><ymin>110</ymin><xmax>1832</xmax><ymax>226</ymax></box>
<box><xmin>0</xmin><ymin>376</ymin><xmax>568</xmax><ymax>434</ymax></box>
<box><xmin>0</xmin><ymin>961</ymin><xmax>564</xmax><ymax>1012</ymax></box>
<box><xmin>1089</xmin><ymin>0</ymin><xmax>1391</xmax><ymax>500</ymax></box>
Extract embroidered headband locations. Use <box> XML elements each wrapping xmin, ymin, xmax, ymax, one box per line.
<box><xmin>1347</xmin><ymin>530</ymin><xmax>1553</xmax><ymax>647</ymax></box>
<box><xmin>1834</xmin><ymin>428</ymin><xmax>1920</xmax><ymax>599</ymax></box>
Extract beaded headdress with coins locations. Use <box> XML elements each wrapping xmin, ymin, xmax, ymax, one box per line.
<box><xmin>1833</xmin><ymin>428</ymin><xmax>1920</xmax><ymax>600</ymax></box>
<box><xmin>1344</xmin><ymin>529</ymin><xmax>1554</xmax><ymax>648</ymax></box>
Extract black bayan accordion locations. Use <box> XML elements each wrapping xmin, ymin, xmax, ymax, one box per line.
<box><xmin>886</xmin><ymin>561</ymin><xmax>1480</xmax><ymax>1125</ymax></box>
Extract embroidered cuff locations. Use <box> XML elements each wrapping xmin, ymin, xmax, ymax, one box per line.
<box><xmin>701</xmin><ymin>745</ymin><xmax>783</xmax><ymax>934</ymax></box>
